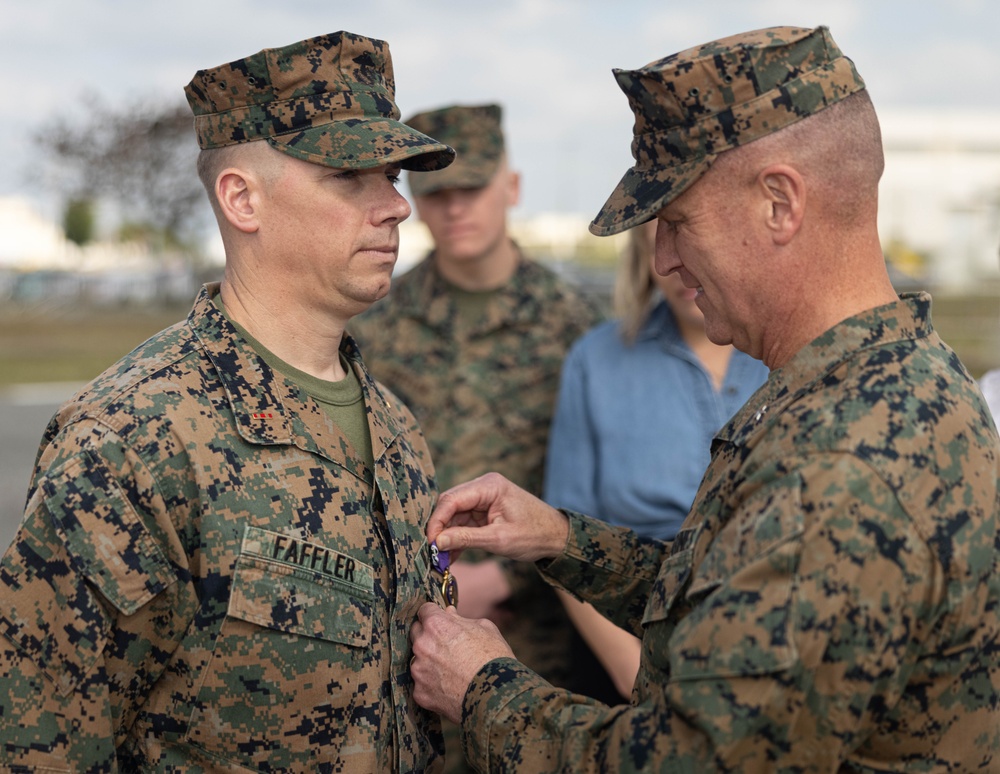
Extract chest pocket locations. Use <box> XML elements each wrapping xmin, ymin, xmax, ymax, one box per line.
<box><xmin>640</xmin><ymin>526</ymin><xmax>699</xmax><ymax>675</ymax></box>
<box><xmin>186</xmin><ymin>526</ymin><xmax>377</xmax><ymax>767</ymax></box>
<box><xmin>642</xmin><ymin>478</ymin><xmax>805</xmax><ymax>681</ymax></box>
<box><xmin>228</xmin><ymin>525</ymin><xmax>374</xmax><ymax>646</ymax></box>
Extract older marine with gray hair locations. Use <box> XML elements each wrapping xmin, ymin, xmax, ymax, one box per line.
<box><xmin>410</xmin><ymin>25</ymin><xmax>1000</xmax><ymax>772</ymax></box>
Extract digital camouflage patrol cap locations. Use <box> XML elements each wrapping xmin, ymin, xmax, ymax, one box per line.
<box><xmin>590</xmin><ymin>25</ymin><xmax>866</xmax><ymax>236</ymax></box>
<box><xmin>404</xmin><ymin>104</ymin><xmax>504</xmax><ymax>196</ymax></box>
<box><xmin>184</xmin><ymin>31</ymin><xmax>455</xmax><ymax>171</ymax></box>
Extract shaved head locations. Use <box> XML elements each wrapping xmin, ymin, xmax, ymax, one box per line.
<box><xmin>197</xmin><ymin>142</ymin><xmax>287</xmax><ymax>217</ymax></box>
<box><xmin>712</xmin><ymin>90</ymin><xmax>884</xmax><ymax>225</ymax></box>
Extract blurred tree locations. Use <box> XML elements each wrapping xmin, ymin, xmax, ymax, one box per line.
<box><xmin>33</xmin><ymin>93</ymin><xmax>208</xmax><ymax>256</ymax></box>
<box><xmin>63</xmin><ymin>197</ymin><xmax>96</xmax><ymax>246</ymax></box>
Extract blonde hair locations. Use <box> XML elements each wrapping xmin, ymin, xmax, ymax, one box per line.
<box><xmin>613</xmin><ymin>221</ymin><xmax>658</xmax><ymax>345</ymax></box>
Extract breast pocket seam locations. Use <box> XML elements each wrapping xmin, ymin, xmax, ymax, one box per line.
<box><xmin>227</xmin><ymin>553</ymin><xmax>374</xmax><ymax>648</ymax></box>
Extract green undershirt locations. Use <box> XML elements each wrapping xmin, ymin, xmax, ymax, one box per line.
<box><xmin>448</xmin><ymin>284</ymin><xmax>498</xmax><ymax>334</ymax></box>
<box><xmin>213</xmin><ymin>296</ymin><xmax>374</xmax><ymax>477</ymax></box>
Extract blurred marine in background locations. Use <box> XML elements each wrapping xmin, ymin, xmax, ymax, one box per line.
<box><xmin>350</xmin><ymin>103</ymin><xmax>607</xmax><ymax>770</ymax></box>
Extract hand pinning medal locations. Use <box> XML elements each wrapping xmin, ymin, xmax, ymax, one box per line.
<box><xmin>430</xmin><ymin>541</ymin><xmax>459</xmax><ymax>608</ymax></box>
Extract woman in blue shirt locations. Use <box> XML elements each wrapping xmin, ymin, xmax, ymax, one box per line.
<box><xmin>544</xmin><ymin>220</ymin><xmax>769</xmax><ymax>698</ymax></box>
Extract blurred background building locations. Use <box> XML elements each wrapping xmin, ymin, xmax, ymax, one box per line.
<box><xmin>878</xmin><ymin>110</ymin><xmax>1000</xmax><ymax>289</ymax></box>
<box><xmin>3</xmin><ymin>108</ymin><xmax>998</xmax><ymax>304</ymax></box>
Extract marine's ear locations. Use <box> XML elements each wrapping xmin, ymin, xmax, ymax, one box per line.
<box><xmin>504</xmin><ymin>168</ymin><xmax>521</xmax><ymax>208</ymax></box>
<box><xmin>757</xmin><ymin>164</ymin><xmax>805</xmax><ymax>246</ymax></box>
<box><xmin>216</xmin><ymin>167</ymin><xmax>261</xmax><ymax>234</ymax></box>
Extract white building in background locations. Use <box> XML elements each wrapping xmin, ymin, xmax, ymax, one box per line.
<box><xmin>0</xmin><ymin>197</ymin><xmax>70</xmax><ymax>270</ymax></box>
<box><xmin>0</xmin><ymin>196</ymin><xmax>171</xmax><ymax>274</ymax></box>
<box><xmin>878</xmin><ymin>110</ymin><xmax>1000</xmax><ymax>288</ymax></box>
<box><xmin>0</xmin><ymin>196</ymin><xmax>195</xmax><ymax>303</ymax></box>
<box><xmin>3</xmin><ymin>109</ymin><xmax>1000</xmax><ymax>295</ymax></box>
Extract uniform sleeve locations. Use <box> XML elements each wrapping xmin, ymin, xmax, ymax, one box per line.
<box><xmin>538</xmin><ymin>511</ymin><xmax>665</xmax><ymax>636</ymax></box>
<box><xmin>542</xmin><ymin>343</ymin><xmax>600</xmax><ymax>518</ymax></box>
<box><xmin>0</xmin><ymin>423</ymin><xmax>187</xmax><ymax>772</ymax></box>
<box><xmin>462</xmin><ymin>456</ymin><xmax>944</xmax><ymax>772</ymax></box>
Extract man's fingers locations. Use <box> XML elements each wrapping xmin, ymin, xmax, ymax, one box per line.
<box><xmin>417</xmin><ymin>601</ymin><xmax>443</xmax><ymax>623</ymax></box>
<box><xmin>426</xmin><ymin>499</ymin><xmax>458</xmax><ymax>542</ymax></box>
<box><xmin>428</xmin><ymin>473</ymin><xmax>509</xmax><ymax>541</ymax></box>
<box><xmin>434</xmin><ymin>525</ymin><xmax>494</xmax><ymax>553</ymax></box>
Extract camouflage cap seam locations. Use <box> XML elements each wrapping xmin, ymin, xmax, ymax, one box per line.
<box><xmin>630</xmin><ymin>56</ymin><xmax>864</xmax><ymax>164</ymax></box>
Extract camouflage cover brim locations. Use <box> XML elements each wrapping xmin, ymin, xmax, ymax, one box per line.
<box><xmin>268</xmin><ymin>118</ymin><xmax>455</xmax><ymax>171</ymax></box>
<box><xmin>407</xmin><ymin>154</ymin><xmax>500</xmax><ymax>196</ymax></box>
<box><xmin>589</xmin><ymin>26</ymin><xmax>865</xmax><ymax>237</ymax></box>
<box><xmin>590</xmin><ymin>153</ymin><xmax>717</xmax><ymax>237</ymax></box>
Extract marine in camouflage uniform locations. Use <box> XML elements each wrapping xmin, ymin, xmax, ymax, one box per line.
<box><xmin>350</xmin><ymin>104</ymin><xmax>602</xmax><ymax>686</ymax></box>
<box><xmin>350</xmin><ymin>104</ymin><xmax>604</xmax><ymax>770</ymax></box>
<box><xmin>0</xmin><ymin>32</ymin><xmax>456</xmax><ymax>772</ymax></box>
<box><xmin>411</xmin><ymin>26</ymin><xmax>1000</xmax><ymax>771</ymax></box>
<box><xmin>351</xmin><ymin>251</ymin><xmax>600</xmax><ymax>499</ymax></box>
<box><xmin>463</xmin><ymin>293</ymin><xmax>1000</xmax><ymax>770</ymax></box>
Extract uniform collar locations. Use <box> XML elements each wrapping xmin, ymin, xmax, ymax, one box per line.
<box><xmin>393</xmin><ymin>243</ymin><xmax>551</xmax><ymax>332</ymax></box>
<box><xmin>189</xmin><ymin>283</ymin><xmax>402</xmax><ymax>467</ymax></box>
<box><xmin>718</xmin><ymin>292</ymin><xmax>934</xmax><ymax>447</ymax></box>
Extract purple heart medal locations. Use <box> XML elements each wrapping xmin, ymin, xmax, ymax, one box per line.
<box><xmin>430</xmin><ymin>541</ymin><xmax>459</xmax><ymax>607</ymax></box>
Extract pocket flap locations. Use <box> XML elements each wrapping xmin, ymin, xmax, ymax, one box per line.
<box><xmin>229</xmin><ymin>526</ymin><xmax>375</xmax><ymax>647</ymax></box>
<box><xmin>641</xmin><ymin>526</ymin><xmax>700</xmax><ymax>626</ymax></box>
<box><xmin>668</xmin><ymin>478</ymin><xmax>805</xmax><ymax>681</ymax></box>
<box><xmin>43</xmin><ymin>450</ymin><xmax>175</xmax><ymax>615</ymax></box>
<box><xmin>690</xmin><ymin>477</ymin><xmax>805</xmax><ymax>596</ymax></box>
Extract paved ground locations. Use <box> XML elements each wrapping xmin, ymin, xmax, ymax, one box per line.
<box><xmin>0</xmin><ymin>383</ymin><xmax>81</xmax><ymax>553</ymax></box>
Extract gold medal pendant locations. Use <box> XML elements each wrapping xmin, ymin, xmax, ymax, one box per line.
<box><xmin>430</xmin><ymin>542</ymin><xmax>459</xmax><ymax>607</ymax></box>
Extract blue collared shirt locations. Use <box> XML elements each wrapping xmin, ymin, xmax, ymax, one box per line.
<box><xmin>543</xmin><ymin>300</ymin><xmax>769</xmax><ymax>540</ymax></box>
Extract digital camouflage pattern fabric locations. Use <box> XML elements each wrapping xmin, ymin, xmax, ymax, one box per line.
<box><xmin>350</xmin><ymin>253</ymin><xmax>603</xmax><ymax>684</ymax></box>
<box><xmin>0</xmin><ymin>284</ymin><xmax>446</xmax><ymax>772</ymax></box>
<box><xmin>456</xmin><ymin>293</ymin><xmax>1000</xmax><ymax>772</ymax></box>
<box><xmin>405</xmin><ymin>104</ymin><xmax>504</xmax><ymax>196</ymax></box>
<box><xmin>590</xmin><ymin>25</ymin><xmax>866</xmax><ymax>236</ymax></box>
<box><xmin>184</xmin><ymin>31</ymin><xmax>455</xmax><ymax>172</ymax></box>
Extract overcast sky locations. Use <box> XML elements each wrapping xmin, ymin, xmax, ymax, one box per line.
<box><xmin>4</xmin><ymin>0</ymin><xmax>999</xmax><ymax>224</ymax></box>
